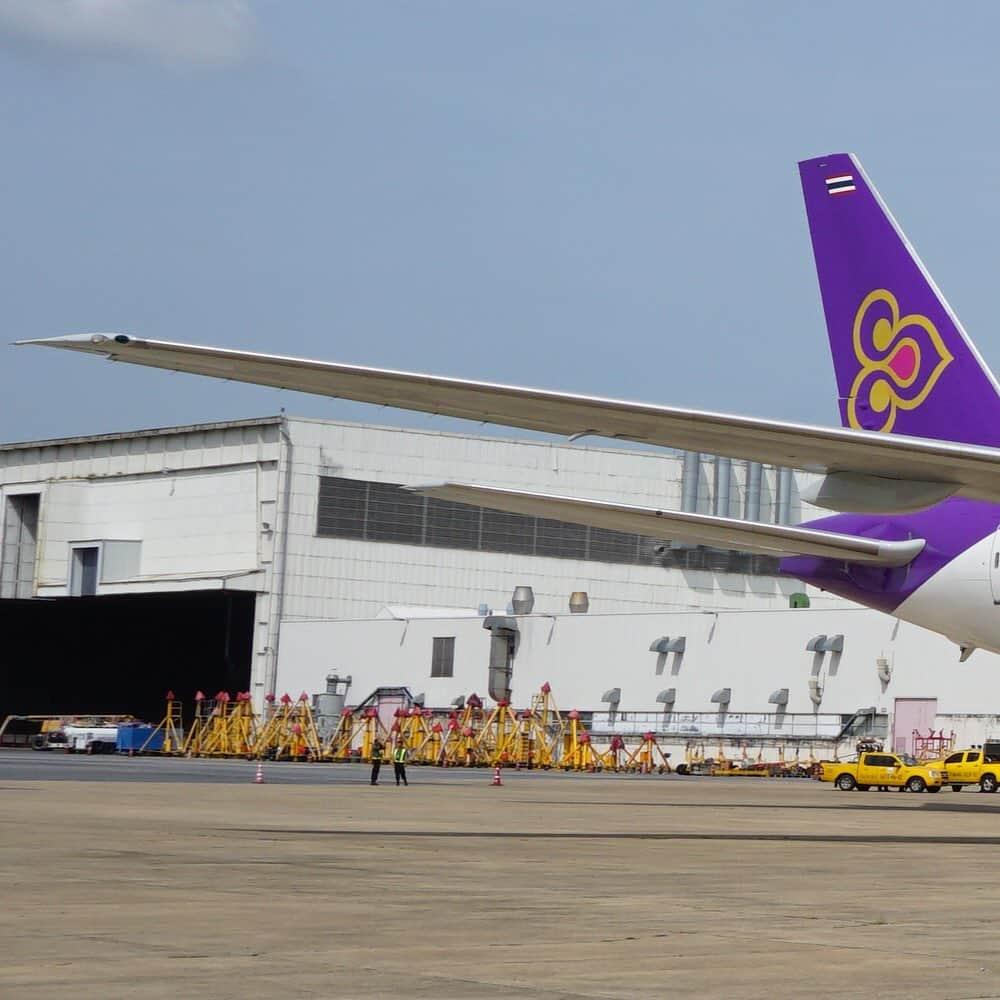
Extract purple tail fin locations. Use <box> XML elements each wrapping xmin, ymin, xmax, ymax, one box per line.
<box><xmin>800</xmin><ymin>152</ymin><xmax>1000</xmax><ymax>447</ymax></box>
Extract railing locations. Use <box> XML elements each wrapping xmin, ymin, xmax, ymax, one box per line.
<box><xmin>588</xmin><ymin>711</ymin><xmax>846</xmax><ymax>741</ymax></box>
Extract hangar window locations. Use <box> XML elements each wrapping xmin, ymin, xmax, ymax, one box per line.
<box><xmin>426</xmin><ymin>498</ymin><xmax>480</xmax><ymax>550</ymax></box>
<box><xmin>481</xmin><ymin>508</ymin><xmax>534</xmax><ymax>554</ymax></box>
<box><xmin>315</xmin><ymin>475</ymin><xmax>780</xmax><ymax>575</ymax></box>
<box><xmin>316</xmin><ymin>477</ymin><xmax>367</xmax><ymax>539</ymax></box>
<box><xmin>431</xmin><ymin>636</ymin><xmax>455</xmax><ymax>678</ymax></box>
<box><xmin>1</xmin><ymin>493</ymin><xmax>40</xmax><ymax>600</ymax></box>
<box><xmin>365</xmin><ymin>482</ymin><xmax>423</xmax><ymax>545</ymax></box>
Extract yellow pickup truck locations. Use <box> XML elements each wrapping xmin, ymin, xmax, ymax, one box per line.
<box><xmin>819</xmin><ymin>751</ymin><xmax>943</xmax><ymax>793</ymax></box>
<box><xmin>930</xmin><ymin>749</ymin><xmax>1000</xmax><ymax>792</ymax></box>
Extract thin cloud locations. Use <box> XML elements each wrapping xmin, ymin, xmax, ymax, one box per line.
<box><xmin>0</xmin><ymin>0</ymin><xmax>256</xmax><ymax>69</ymax></box>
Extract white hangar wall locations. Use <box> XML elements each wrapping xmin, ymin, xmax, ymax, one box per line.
<box><xmin>276</xmin><ymin>607</ymin><xmax>1000</xmax><ymax>748</ymax></box>
<box><xmin>0</xmin><ymin>418</ymin><xmax>281</xmax><ymax>598</ymax></box>
<box><xmin>275</xmin><ymin>416</ymin><xmax>838</xmax><ymax>625</ymax></box>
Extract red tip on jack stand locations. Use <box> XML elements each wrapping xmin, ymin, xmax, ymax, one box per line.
<box><xmin>491</xmin><ymin>766</ymin><xmax>503</xmax><ymax>787</ymax></box>
<box><xmin>254</xmin><ymin>762</ymin><xmax>264</xmax><ymax>784</ymax></box>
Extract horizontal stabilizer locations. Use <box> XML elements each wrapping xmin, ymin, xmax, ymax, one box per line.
<box><xmin>408</xmin><ymin>483</ymin><xmax>926</xmax><ymax>567</ymax></box>
<box><xmin>18</xmin><ymin>334</ymin><xmax>1000</xmax><ymax>506</ymax></box>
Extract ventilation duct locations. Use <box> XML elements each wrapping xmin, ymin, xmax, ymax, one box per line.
<box><xmin>743</xmin><ymin>461</ymin><xmax>762</xmax><ymax>522</ymax></box>
<box><xmin>483</xmin><ymin>615</ymin><xmax>518</xmax><ymax>702</ymax></box>
<box><xmin>807</xmin><ymin>634</ymin><xmax>843</xmax><ymax>653</ymax></box>
<box><xmin>650</xmin><ymin>636</ymin><xmax>687</xmax><ymax>654</ymax></box>
<box><xmin>775</xmin><ymin>467</ymin><xmax>793</xmax><ymax>525</ymax></box>
<box><xmin>511</xmin><ymin>586</ymin><xmax>534</xmax><ymax>614</ymax></box>
<box><xmin>876</xmin><ymin>657</ymin><xmax>892</xmax><ymax>684</ymax></box>
<box><xmin>768</xmin><ymin>688</ymin><xmax>789</xmax><ymax>707</ymax></box>
<box><xmin>713</xmin><ymin>456</ymin><xmax>731</xmax><ymax>517</ymax></box>
<box><xmin>808</xmin><ymin>677</ymin><xmax>823</xmax><ymax>706</ymax></box>
<box><xmin>681</xmin><ymin>451</ymin><xmax>701</xmax><ymax>513</ymax></box>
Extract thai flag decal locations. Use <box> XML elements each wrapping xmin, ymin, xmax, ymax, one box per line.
<box><xmin>826</xmin><ymin>174</ymin><xmax>856</xmax><ymax>196</ymax></box>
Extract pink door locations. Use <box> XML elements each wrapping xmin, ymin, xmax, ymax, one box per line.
<box><xmin>892</xmin><ymin>698</ymin><xmax>938</xmax><ymax>755</ymax></box>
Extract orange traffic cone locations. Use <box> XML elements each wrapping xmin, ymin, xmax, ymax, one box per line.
<box><xmin>491</xmin><ymin>766</ymin><xmax>503</xmax><ymax>787</ymax></box>
<box><xmin>254</xmin><ymin>762</ymin><xmax>264</xmax><ymax>784</ymax></box>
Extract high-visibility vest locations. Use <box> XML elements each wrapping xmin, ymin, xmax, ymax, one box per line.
<box><xmin>371</xmin><ymin>745</ymin><xmax>384</xmax><ymax>761</ymax></box>
<box><xmin>393</xmin><ymin>748</ymin><xmax>407</xmax><ymax>764</ymax></box>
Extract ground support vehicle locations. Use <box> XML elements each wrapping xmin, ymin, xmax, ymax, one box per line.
<box><xmin>932</xmin><ymin>749</ymin><xmax>1000</xmax><ymax>792</ymax></box>
<box><xmin>818</xmin><ymin>751</ymin><xmax>943</xmax><ymax>793</ymax></box>
<box><xmin>34</xmin><ymin>723</ymin><xmax>120</xmax><ymax>753</ymax></box>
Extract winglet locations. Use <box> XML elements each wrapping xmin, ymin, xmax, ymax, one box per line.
<box><xmin>14</xmin><ymin>332</ymin><xmax>133</xmax><ymax>349</ymax></box>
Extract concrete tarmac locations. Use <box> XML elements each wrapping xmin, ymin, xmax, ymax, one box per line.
<box><xmin>3</xmin><ymin>751</ymin><xmax>1000</xmax><ymax>999</ymax></box>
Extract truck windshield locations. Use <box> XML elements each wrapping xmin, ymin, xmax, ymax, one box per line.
<box><xmin>899</xmin><ymin>754</ymin><xmax>919</xmax><ymax>767</ymax></box>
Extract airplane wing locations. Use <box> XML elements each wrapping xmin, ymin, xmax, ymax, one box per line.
<box><xmin>18</xmin><ymin>333</ymin><xmax>1000</xmax><ymax>503</ymax></box>
<box><xmin>409</xmin><ymin>483</ymin><xmax>926</xmax><ymax>567</ymax></box>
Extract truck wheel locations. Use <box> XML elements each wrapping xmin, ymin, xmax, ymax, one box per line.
<box><xmin>905</xmin><ymin>776</ymin><xmax>926</xmax><ymax>793</ymax></box>
<box><xmin>980</xmin><ymin>773</ymin><xmax>998</xmax><ymax>793</ymax></box>
<box><xmin>835</xmin><ymin>774</ymin><xmax>856</xmax><ymax>791</ymax></box>
<box><xmin>951</xmin><ymin>785</ymin><xmax>963</xmax><ymax>792</ymax></box>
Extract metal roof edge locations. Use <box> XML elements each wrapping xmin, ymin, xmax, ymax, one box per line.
<box><xmin>0</xmin><ymin>414</ymin><xmax>285</xmax><ymax>453</ymax></box>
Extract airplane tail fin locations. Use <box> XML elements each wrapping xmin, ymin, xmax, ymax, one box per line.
<box><xmin>799</xmin><ymin>153</ymin><xmax>1000</xmax><ymax>447</ymax></box>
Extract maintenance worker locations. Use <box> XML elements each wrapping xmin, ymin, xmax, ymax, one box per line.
<box><xmin>370</xmin><ymin>738</ymin><xmax>385</xmax><ymax>786</ymax></box>
<box><xmin>392</xmin><ymin>742</ymin><xmax>409</xmax><ymax>786</ymax></box>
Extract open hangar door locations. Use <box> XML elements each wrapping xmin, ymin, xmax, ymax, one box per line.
<box><xmin>0</xmin><ymin>590</ymin><xmax>255</xmax><ymax>727</ymax></box>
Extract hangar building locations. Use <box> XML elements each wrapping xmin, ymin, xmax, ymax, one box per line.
<box><xmin>2</xmin><ymin>414</ymin><xmax>997</xmax><ymax>752</ymax></box>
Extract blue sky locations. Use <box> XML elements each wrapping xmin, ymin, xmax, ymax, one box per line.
<box><xmin>4</xmin><ymin>1</ymin><xmax>1000</xmax><ymax>444</ymax></box>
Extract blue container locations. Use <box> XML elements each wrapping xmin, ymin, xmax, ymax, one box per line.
<box><xmin>116</xmin><ymin>724</ymin><xmax>163</xmax><ymax>753</ymax></box>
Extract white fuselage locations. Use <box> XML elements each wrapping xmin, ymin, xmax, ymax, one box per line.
<box><xmin>895</xmin><ymin>532</ymin><xmax>1000</xmax><ymax>656</ymax></box>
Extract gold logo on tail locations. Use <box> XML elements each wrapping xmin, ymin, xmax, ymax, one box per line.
<box><xmin>847</xmin><ymin>289</ymin><xmax>953</xmax><ymax>433</ymax></box>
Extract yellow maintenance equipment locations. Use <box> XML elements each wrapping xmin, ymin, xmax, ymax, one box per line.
<box><xmin>131</xmin><ymin>680</ymin><xmax>672</xmax><ymax>774</ymax></box>
<box><xmin>561</xmin><ymin>711</ymin><xmax>604</xmax><ymax>771</ymax></box>
<box><xmin>622</xmin><ymin>731</ymin><xmax>672</xmax><ymax>774</ymax></box>
<box><xmin>181</xmin><ymin>690</ymin><xmax>214</xmax><ymax>756</ymax></box>
<box><xmin>256</xmin><ymin>692</ymin><xmax>322</xmax><ymax>760</ymax></box>
<box><xmin>179</xmin><ymin>690</ymin><xmax>260</xmax><ymax>758</ymax></box>
<box><xmin>140</xmin><ymin>691</ymin><xmax>185</xmax><ymax>754</ymax></box>
<box><xmin>439</xmin><ymin>718</ymin><xmax>479</xmax><ymax>767</ymax></box>
<box><xmin>512</xmin><ymin>683</ymin><xmax>566</xmax><ymax>768</ymax></box>
<box><xmin>323</xmin><ymin>706</ymin><xmax>387</xmax><ymax>761</ymax></box>
<box><xmin>394</xmin><ymin>708</ymin><xmax>439</xmax><ymax>764</ymax></box>
<box><xmin>475</xmin><ymin>700</ymin><xmax>522</xmax><ymax>766</ymax></box>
